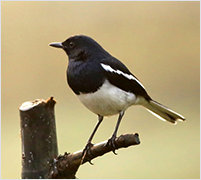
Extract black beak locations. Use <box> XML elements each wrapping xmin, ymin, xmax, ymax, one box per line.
<box><xmin>49</xmin><ymin>42</ymin><xmax>63</xmax><ymax>48</ymax></box>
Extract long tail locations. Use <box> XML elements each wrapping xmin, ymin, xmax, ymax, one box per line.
<box><xmin>143</xmin><ymin>100</ymin><xmax>186</xmax><ymax>124</ymax></box>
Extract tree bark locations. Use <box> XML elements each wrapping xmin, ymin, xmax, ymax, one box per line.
<box><xmin>19</xmin><ymin>97</ymin><xmax>140</xmax><ymax>179</ymax></box>
<box><xmin>48</xmin><ymin>133</ymin><xmax>140</xmax><ymax>179</ymax></box>
<box><xmin>20</xmin><ymin>97</ymin><xmax>58</xmax><ymax>179</ymax></box>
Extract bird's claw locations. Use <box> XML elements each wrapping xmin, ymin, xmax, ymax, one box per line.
<box><xmin>105</xmin><ymin>135</ymin><xmax>118</xmax><ymax>155</ymax></box>
<box><xmin>81</xmin><ymin>142</ymin><xmax>94</xmax><ymax>165</ymax></box>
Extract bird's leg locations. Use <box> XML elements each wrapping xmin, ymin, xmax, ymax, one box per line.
<box><xmin>81</xmin><ymin>115</ymin><xmax>103</xmax><ymax>164</ymax></box>
<box><xmin>106</xmin><ymin>111</ymin><xmax>125</xmax><ymax>155</ymax></box>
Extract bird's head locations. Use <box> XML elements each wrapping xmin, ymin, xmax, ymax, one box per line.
<box><xmin>49</xmin><ymin>35</ymin><xmax>108</xmax><ymax>61</ymax></box>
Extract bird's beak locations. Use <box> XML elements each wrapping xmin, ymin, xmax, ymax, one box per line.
<box><xmin>49</xmin><ymin>42</ymin><xmax>63</xmax><ymax>48</ymax></box>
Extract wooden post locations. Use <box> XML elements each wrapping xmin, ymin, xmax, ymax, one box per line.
<box><xmin>19</xmin><ymin>97</ymin><xmax>58</xmax><ymax>179</ymax></box>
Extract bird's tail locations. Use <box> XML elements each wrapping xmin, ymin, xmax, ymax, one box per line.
<box><xmin>143</xmin><ymin>100</ymin><xmax>185</xmax><ymax>124</ymax></box>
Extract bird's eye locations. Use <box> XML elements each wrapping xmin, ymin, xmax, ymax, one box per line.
<box><xmin>69</xmin><ymin>41</ymin><xmax>75</xmax><ymax>48</ymax></box>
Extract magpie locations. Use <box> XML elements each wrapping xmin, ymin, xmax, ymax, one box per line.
<box><xmin>49</xmin><ymin>35</ymin><xmax>185</xmax><ymax>156</ymax></box>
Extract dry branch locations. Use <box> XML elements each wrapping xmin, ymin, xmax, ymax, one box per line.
<box><xmin>19</xmin><ymin>97</ymin><xmax>140</xmax><ymax>179</ymax></box>
<box><xmin>49</xmin><ymin>133</ymin><xmax>140</xmax><ymax>179</ymax></box>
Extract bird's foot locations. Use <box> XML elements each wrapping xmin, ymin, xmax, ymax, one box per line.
<box><xmin>105</xmin><ymin>135</ymin><xmax>118</xmax><ymax>155</ymax></box>
<box><xmin>81</xmin><ymin>142</ymin><xmax>94</xmax><ymax>165</ymax></box>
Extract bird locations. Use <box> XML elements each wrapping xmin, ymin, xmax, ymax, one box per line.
<box><xmin>49</xmin><ymin>35</ymin><xmax>185</xmax><ymax>158</ymax></box>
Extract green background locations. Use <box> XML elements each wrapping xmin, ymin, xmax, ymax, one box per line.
<box><xmin>1</xmin><ymin>1</ymin><xmax>199</xmax><ymax>179</ymax></box>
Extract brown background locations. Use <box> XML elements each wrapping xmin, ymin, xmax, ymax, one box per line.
<box><xmin>1</xmin><ymin>1</ymin><xmax>199</xmax><ymax>179</ymax></box>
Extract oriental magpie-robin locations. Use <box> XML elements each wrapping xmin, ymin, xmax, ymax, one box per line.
<box><xmin>49</xmin><ymin>35</ymin><xmax>185</xmax><ymax>156</ymax></box>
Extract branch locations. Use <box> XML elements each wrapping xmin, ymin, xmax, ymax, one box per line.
<box><xmin>49</xmin><ymin>133</ymin><xmax>140</xmax><ymax>179</ymax></box>
<box><xmin>19</xmin><ymin>97</ymin><xmax>141</xmax><ymax>179</ymax></box>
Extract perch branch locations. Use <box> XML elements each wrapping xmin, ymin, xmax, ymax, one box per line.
<box><xmin>49</xmin><ymin>133</ymin><xmax>140</xmax><ymax>179</ymax></box>
<box><xmin>20</xmin><ymin>97</ymin><xmax>140</xmax><ymax>179</ymax></box>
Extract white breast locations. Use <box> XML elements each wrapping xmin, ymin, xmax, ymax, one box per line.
<box><xmin>77</xmin><ymin>80</ymin><xmax>137</xmax><ymax>116</ymax></box>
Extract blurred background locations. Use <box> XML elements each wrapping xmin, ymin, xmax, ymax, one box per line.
<box><xmin>1</xmin><ymin>1</ymin><xmax>199</xmax><ymax>179</ymax></box>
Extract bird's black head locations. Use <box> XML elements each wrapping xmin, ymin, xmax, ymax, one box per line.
<box><xmin>49</xmin><ymin>35</ymin><xmax>109</xmax><ymax>61</ymax></box>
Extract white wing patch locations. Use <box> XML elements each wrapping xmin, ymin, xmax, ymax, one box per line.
<box><xmin>100</xmin><ymin>63</ymin><xmax>145</xmax><ymax>89</ymax></box>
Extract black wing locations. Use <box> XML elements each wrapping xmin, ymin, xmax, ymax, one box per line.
<box><xmin>101</xmin><ymin>57</ymin><xmax>151</xmax><ymax>100</ymax></box>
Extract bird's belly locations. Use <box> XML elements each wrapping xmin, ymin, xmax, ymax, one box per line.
<box><xmin>77</xmin><ymin>80</ymin><xmax>137</xmax><ymax>116</ymax></box>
